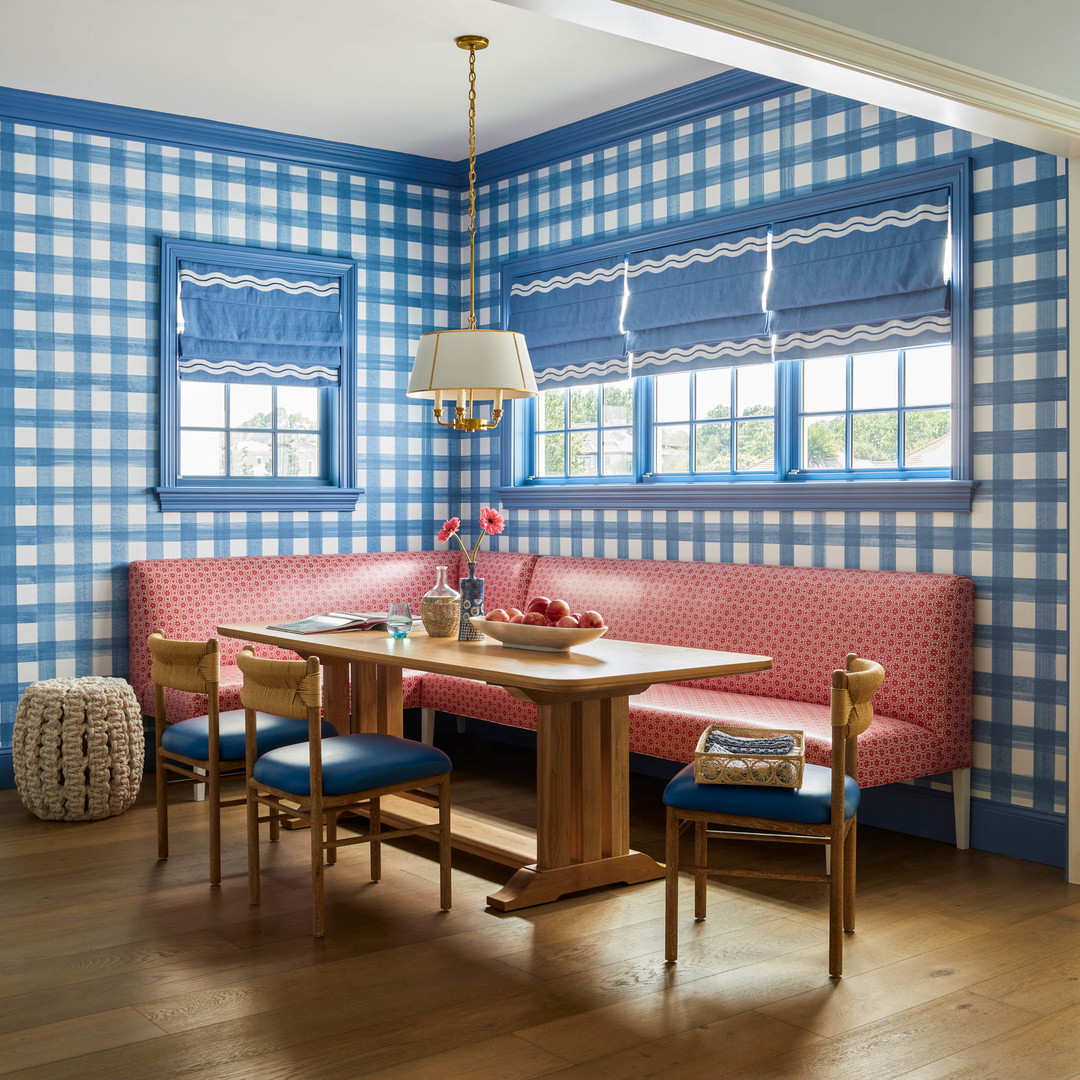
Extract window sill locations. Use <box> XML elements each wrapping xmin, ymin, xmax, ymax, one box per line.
<box><xmin>497</xmin><ymin>480</ymin><xmax>977</xmax><ymax>512</ymax></box>
<box><xmin>155</xmin><ymin>487</ymin><xmax>363</xmax><ymax>512</ymax></box>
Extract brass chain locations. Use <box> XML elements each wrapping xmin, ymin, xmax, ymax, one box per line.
<box><xmin>466</xmin><ymin>45</ymin><xmax>478</xmax><ymax>331</ymax></box>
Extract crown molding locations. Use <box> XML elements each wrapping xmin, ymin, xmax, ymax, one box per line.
<box><xmin>0</xmin><ymin>70</ymin><xmax>794</xmax><ymax>191</ymax></box>
<box><xmin>0</xmin><ymin>86</ymin><xmax>464</xmax><ymax>187</ymax></box>
<box><xmin>475</xmin><ymin>70</ymin><xmax>796</xmax><ymax>182</ymax></box>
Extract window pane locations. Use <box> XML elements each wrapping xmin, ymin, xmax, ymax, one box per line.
<box><xmin>602</xmin><ymin>383</ymin><xmax>633</xmax><ymax>426</ymax></box>
<box><xmin>851</xmin><ymin>351</ymin><xmax>898</xmax><ymax>410</ymax></box>
<box><xmin>802</xmin><ymin>414</ymin><xmax>845</xmax><ymax>469</ymax></box>
<box><xmin>852</xmin><ymin>411</ymin><xmax>898</xmax><ymax>468</ymax></box>
<box><xmin>694</xmin><ymin>422</ymin><xmax>731</xmax><ymax>472</ymax></box>
<box><xmin>601</xmin><ymin>429</ymin><xmax>632</xmax><ymax>476</ymax></box>
<box><xmin>569</xmin><ymin>386</ymin><xmax>598</xmax><ymax>428</ymax></box>
<box><xmin>179</xmin><ymin>429</ymin><xmax>225</xmax><ymax>477</ymax></box>
<box><xmin>801</xmin><ymin>355</ymin><xmax>846</xmax><ymax>413</ymax></box>
<box><xmin>656</xmin><ymin>425</ymin><xmax>690</xmax><ymax>473</ymax></box>
<box><xmin>736</xmin><ymin>364</ymin><xmax>774</xmax><ymax>418</ymax></box>
<box><xmin>695</xmin><ymin>368</ymin><xmax>731</xmax><ymax>420</ymax></box>
<box><xmin>539</xmin><ymin>389</ymin><xmax>565</xmax><ymax>431</ymax></box>
<box><xmin>276</xmin><ymin>386</ymin><xmax>319</xmax><ymax>430</ymax></box>
<box><xmin>905</xmin><ymin>345</ymin><xmax>952</xmax><ymax>407</ymax></box>
<box><xmin>537</xmin><ymin>433</ymin><xmax>564</xmax><ymax>476</ymax></box>
<box><xmin>277</xmin><ymin>432</ymin><xmax>320</xmax><ymax>477</ymax></box>
<box><xmin>180</xmin><ymin>381</ymin><xmax>225</xmax><ymax>427</ymax></box>
<box><xmin>735</xmin><ymin>419</ymin><xmax>774</xmax><ymax>471</ymax></box>
<box><xmin>655</xmin><ymin>371</ymin><xmax>691</xmax><ymax>423</ymax></box>
<box><xmin>569</xmin><ymin>430</ymin><xmax>598</xmax><ymax>476</ymax></box>
<box><xmin>230</xmin><ymin>431</ymin><xmax>272</xmax><ymax>476</ymax></box>
<box><xmin>231</xmin><ymin>383</ymin><xmax>273</xmax><ymax>429</ymax></box>
<box><xmin>905</xmin><ymin>408</ymin><xmax>952</xmax><ymax>466</ymax></box>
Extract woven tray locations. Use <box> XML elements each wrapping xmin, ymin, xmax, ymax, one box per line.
<box><xmin>693</xmin><ymin>724</ymin><xmax>805</xmax><ymax>788</ymax></box>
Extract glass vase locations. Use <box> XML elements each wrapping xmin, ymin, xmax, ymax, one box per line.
<box><xmin>420</xmin><ymin>566</ymin><xmax>461</xmax><ymax>638</ymax></box>
<box><xmin>457</xmin><ymin>562</ymin><xmax>485</xmax><ymax>641</ymax></box>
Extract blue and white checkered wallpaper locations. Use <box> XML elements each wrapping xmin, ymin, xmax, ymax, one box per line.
<box><xmin>462</xmin><ymin>88</ymin><xmax>1068</xmax><ymax>815</ymax></box>
<box><xmin>0</xmin><ymin>125</ymin><xmax>462</xmax><ymax>746</ymax></box>
<box><xmin>0</xmin><ymin>84</ymin><xmax>1068</xmax><ymax>822</ymax></box>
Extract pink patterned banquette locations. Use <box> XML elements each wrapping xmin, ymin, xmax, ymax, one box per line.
<box><xmin>128</xmin><ymin>550</ymin><xmax>974</xmax><ymax>842</ymax></box>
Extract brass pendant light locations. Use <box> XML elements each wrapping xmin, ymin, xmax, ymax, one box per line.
<box><xmin>406</xmin><ymin>35</ymin><xmax>537</xmax><ymax>432</ymax></box>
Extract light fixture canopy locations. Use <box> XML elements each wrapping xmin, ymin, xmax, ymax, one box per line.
<box><xmin>406</xmin><ymin>35</ymin><xmax>537</xmax><ymax>433</ymax></box>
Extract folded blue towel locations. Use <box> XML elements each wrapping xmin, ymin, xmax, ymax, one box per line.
<box><xmin>703</xmin><ymin>730</ymin><xmax>797</xmax><ymax>756</ymax></box>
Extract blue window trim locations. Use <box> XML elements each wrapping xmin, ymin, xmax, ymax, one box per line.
<box><xmin>155</xmin><ymin>238</ymin><xmax>361</xmax><ymax>513</ymax></box>
<box><xmin>497</xmin><ymin>161</ymin><xmax>976</xmax><ymax>513</ymax></box>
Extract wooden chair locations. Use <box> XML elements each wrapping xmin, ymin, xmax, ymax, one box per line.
<box><xmin>239</xmin><ymin>648</ymin><xmax>453</xmax><ymax>937</ymax></box>
<box><xmin>664</xmin><ymin>653</ymin><xmax>885</xmax><ymax>977</ymax></box>
<box><xmin>149</xmin><ymin>630</ymin><xmax>333</xmax><ymax>884</ymax></box>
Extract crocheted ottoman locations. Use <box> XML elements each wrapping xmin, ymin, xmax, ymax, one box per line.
<box><xmin>13</xmin><ymin>677</ymin><xmax>145</xmax><ymax>821</ymax></box>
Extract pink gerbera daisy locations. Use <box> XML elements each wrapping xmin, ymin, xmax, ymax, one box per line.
<box><xmin>436</xmin><ymin>517</ymin><xmax>461</xmax><ymax>543</ymax></box>
<box><xmin>478</xmin><ymin>507</ymin><xmax>505</xmax><ymax>536</ymax></box>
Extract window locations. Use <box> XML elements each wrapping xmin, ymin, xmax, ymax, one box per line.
<box><xmin>156</xmin><ymin>239</ymin><xmax>359</xmax><ymax>512</ymax></box>
<box><xmin>499</xmin><ymin>163</ymin><xmax>973</xmax><ymax>511</ymax></box>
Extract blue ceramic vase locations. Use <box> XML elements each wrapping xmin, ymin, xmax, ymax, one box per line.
<box><xmin>458</xmin><ymin>564</ymin><xmax>485</xmax><ymax>641</ymax></box>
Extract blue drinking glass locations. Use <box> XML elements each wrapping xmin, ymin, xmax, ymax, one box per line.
<box><xmin>387</xmin><ymin>602</ymin><xmax>413</xmax><ymax>639</ymax></box>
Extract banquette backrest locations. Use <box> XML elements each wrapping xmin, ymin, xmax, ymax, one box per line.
<box><xmin>127</xmin><ymin>550</ymin><xmax>537</xmax><ymax>717</ymax></box>
<box><xmin>524</xmin><ymin>556</ymin><xmax>974</xmax><ymax>740</ymax></box>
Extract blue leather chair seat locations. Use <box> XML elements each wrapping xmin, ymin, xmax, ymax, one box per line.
<box><xmin>663</xmin><ymin>761</ymin><xmax>860</xmax><ymax>825</ymax></box>
<box><xmin>253</xmin><ymin>733</ymin><xmax>453</xmax><ymax>797</ymax></box>
<box><xmin>160</xmin><ymin>709</ymin><xmax>335</xmax><ymax>762</ymax></box>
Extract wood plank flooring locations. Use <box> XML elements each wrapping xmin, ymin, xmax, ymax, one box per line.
<box><xmin>2</xmin><ymin>731</ymin><xmax>1079</xmax><ymax>1079</ymax></box>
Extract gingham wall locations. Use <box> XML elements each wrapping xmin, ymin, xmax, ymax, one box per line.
<box><xmin>0</xmin><ymin>85</ymin><xmax>1068</xmax><ymax>825</ymax></box>
<box><xmin>0</xmin><ymin>124</ymin><xmax>461</xmax><ymax>745</ymax></box>
<box><xmin>463</xmin><ymin>88</ymin><xmax>1068</xmax><ymax>816</ymax></box>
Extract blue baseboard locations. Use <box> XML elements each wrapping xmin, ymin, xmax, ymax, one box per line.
<box><xmin>1</xmin><ymin>726</ymin><xmax>1066</xmax><ymax>870</ymax></box>
<box><xmin>452</xmin><ymin>716</ymin><xmax>1067</xmax><ymax>869</ymax></box>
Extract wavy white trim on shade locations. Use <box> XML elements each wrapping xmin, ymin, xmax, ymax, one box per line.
<box><xmin>626</xmin><ymin>233</ymin><xmax>768</xmax><ymax>277</ymax></box>
<box><xmin>179</xmin><ymin>269</ymin><xmax>339</xmax><ymax>296</ymax></box>
<box><xmin>635</xmin><ymin>337</ymin><xmax>776</xmax><ymax>369</ymax></box>
<box><xmin>178</xmin><ymin>358</ymin><xmax>339</xmax><ymax>381</ymax></box>
<box><xmin>771</xmin><ymin>202</ymin><xmax>949</xmax><ymax>250</ymax></box>
<box><xmin>510</xmin><ymin>263</ymin><xmax>626</xmax><ymax>297</ymax></box>
<box><xmin>771</xmin><ymin>314</ymin><xmax>951</xmax><ymax>354</ymax></box>
<box><xmin>539</xmin><ymin>314</ymin><xmax>952</xmax><ymax>384</ymax></box>
<box><xmin>534</xmin><ymin>355</ymin><xmax>631</xmax><ymax>386</ymax></box>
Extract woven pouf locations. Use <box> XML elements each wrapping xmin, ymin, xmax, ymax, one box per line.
<box><xmin>13</xmin><ymin>676</ymin><xmax>145</xmax><ymax>821</ymax></box>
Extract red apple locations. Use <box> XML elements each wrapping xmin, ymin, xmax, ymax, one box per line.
<box><xmin>579</xmin><ymin>610</ymin><xmax>606</xmax><ymax>628</ymax></box>
<box><xmin>570</xmin><ymin>613</ymin><xmax>582</xmax><ymax>624</ymax></box>
<box><xmin>509</xmin><ymin>613</ymin><xmax>526</xmax><ymax>623</ymax></box>
<box><xmin>522</xmin><ymin>611</ymin><xmax>547</xmax><ymax>625</ymax></box>
<box><xmin>556</xmin><ymin>615</ymin><xmax>580</xmax><ymax>628</ymax></box>
<box><xmin>485</xmin><ymin>608</ymin><xmax>509</xmax><ymax>622</ymax></box>
<box><xmin>526</xmin><ymin>596</ymin><xmax>551</xmax><ymax>614</ymax></box>
<box><xmin>505</xmin><ymin>608</ymin><xmax>523</xmax><ymax>621</ymax></box>
<box><xmin>545</xmin><ymin>599</ymin><xmax>571</xmax><ymax>622</ymax></box>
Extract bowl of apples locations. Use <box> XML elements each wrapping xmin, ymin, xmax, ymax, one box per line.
<box><xmin>470</xmin><ymin>596</ymin><xmax>608</xmax><ymax>652</ymax></box>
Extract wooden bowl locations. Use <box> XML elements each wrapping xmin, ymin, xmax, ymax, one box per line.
<box><xmin>468</xmin><ymin>616</ymin><xmax>608</xmax><ymax>652</ymax></box>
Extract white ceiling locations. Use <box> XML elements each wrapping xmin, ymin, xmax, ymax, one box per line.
<box><xmin>0</xmin><ymin>0</ymin><xmax>728</xmax><ymax>160</ymax></box>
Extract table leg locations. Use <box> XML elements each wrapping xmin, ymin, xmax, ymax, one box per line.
<box><xmin>350</xmin><ymin>661</ymin><xmax>403</xmax><ymax>736</ymax></box>
<box><xmin>486</xmin><ymin>694</ymin><xmax>664</xmax><ymax>911</ymax></box>
<box><xmin>322</xmin><ymin>662</ymin><xmax>352</xmax><ymax>734</ymax></box>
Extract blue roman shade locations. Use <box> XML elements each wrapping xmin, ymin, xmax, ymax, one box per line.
<box><xmin>507</xmin><ymin>256</ymin><xmax>628</xmax><ymax>388</ymax></box>
<box><xmin>177</xmin><ymin>261</ymin><xmax>344</xmax><ymax>386</ymax></box>
<box><xmin>623</xmin><ymin>227</ymin><xmax>772</xmax><ymax>377</ymax></box>
<box><xmin>767</xmin><ymin>190</ymin><xmax>951</xmax><ymax>360</ymax></box>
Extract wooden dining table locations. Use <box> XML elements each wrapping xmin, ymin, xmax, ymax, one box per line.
<box><xmin>217</xmin><ymin>622</ymin><xmax>772</xmax><ymax>911</ymax></box>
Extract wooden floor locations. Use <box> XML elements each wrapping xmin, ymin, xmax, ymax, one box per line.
<box><xmin>3</xmin><ymin>731</ymin><xmax>1080</xmax><ymax>1080</ymax></box>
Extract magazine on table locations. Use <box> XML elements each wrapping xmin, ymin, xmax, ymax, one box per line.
<box><xmin>265</xmin><ymin>611</ymin><xmax>417</xmax><ymax>635</ymax></box>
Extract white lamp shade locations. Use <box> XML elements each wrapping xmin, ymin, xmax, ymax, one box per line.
<box><xmin>407</xmin><ymin>329</ymin><xmax>538</xmax><ymax>401</ymax></box>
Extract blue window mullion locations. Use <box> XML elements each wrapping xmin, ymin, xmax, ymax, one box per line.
<box><xmin>636</xmin><ymin>375</ymin><xmax>654</xmax><ymax>479</ymax></box>
<box><xmin>845</xmin><ymin>355</ymin><xmax>854</xmax><ymax>471</ymax></box>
